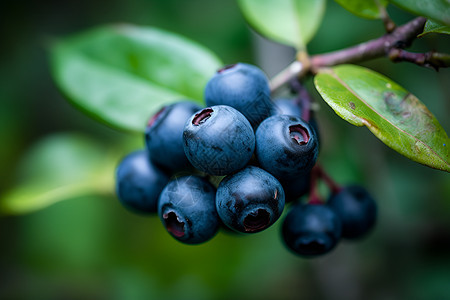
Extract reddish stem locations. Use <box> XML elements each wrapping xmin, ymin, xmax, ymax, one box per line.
<box><xmin>316</xmin><ymin>165</ymin><xmax>342</xmax><ymax>194</ymax></box>
<box><xmin>379</xmin><ymin>3</ymin><xmax>396</xmax><ymax>33</ymax></box>
<box><xmin>299</xmin><ymin>87</ymin><xmax>311</xmax><ymax>123</ymax></box>
<box><xmin>307</xmin><ymin>166</ymin><xmax>323</xmax><ymax>205</ymax></box>
<box><xmin>290</xmin><ymin>79</ymin><xmax>312</xmax><ymax>122</ymax></box>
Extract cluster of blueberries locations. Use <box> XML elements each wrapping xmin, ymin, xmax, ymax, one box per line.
<box><xmin>115</xmin><ymin>63</ymin><xmax>377</xmax><ymax>257</ymax></box>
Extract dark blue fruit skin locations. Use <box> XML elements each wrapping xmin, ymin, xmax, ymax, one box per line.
<box><xmin>272</xmin><ymin>98</ymin><xmax>321</xmax><ymax>145</ymax></box>
<box><xmin>158</xmin><ymin>175</ymin><xmax>219</xmax><ymax>244</ymax></box>
<box><xmin>280</xmin><ymin>171</ymin><xmax>311</xmax><ymax>203</ymax></box>
<box><xmin>216</xmin><ymin>166</ymin><xmax>285</xmax><ymax>233</ymax></box>
<box><xmin>282</xmin><ymin>204</ymin><xmax>342</xmax><ymax>257</ymax></box>
<box><xmin>204</xmin><ymin>63</ymin><xmax>274</xmax><ymax>128</ymax></box>
<box><xmin>145</xmin><ymin>101</ymin><xmax>202</xmax><ymax>172</ymax></box>
<box><xmin>328</xmin><ymin>185</ymin><xmax>377</xmax><ymax>239</ymax></box>
<box><xmin>116</xmin><ymin>150</ymin><xmax>170</xmax><ymax>214</ymax></box>
<box><xmin>183</xmin><ymin>105</ymin><xmax>255</xmax><ymax>176</ymax></box>
<box><xmin>255</xmin><ymin>115</ymin><xmax>319</xmax><ymax>180</ymax></box>
<box><xmin>272</xmin><ymin>105</ymin><xmax>312</xmax><ymax>201</ymax></box>
<box><xmin>272</xmin><ymin>98</ymin><xmax>303</xmax><ymax>117</ymax></box>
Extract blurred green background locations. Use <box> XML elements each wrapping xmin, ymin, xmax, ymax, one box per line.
<box><xmin>1</xmin><ymin>1</ymin><xmax>449</xmax><ymax>299</ymax></box>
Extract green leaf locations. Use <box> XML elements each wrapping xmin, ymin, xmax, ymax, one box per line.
<box><xmin>0</xmin><ymin>133</ymin><xmax>116</xmax><ymax>215</ymax></box>
<box><xmin>388</xmin><ymin>0</ymin><xmax>450</xmax><ymax>26</ymax></box>
<box><xmin>418</xmin><ymin>19</ymin><xmax>450</xmax><ymax>37</ymax></box>
<box><xmin>334</xmin><ymin>0</ymin><xmax>388</xmax><ymax>19</ymax></box>
<box><xmin>51</xmin><ymin>24</ymin><xmax>222</xmax><ymax>133</ymax></box>
<box><xmin>314</xmin><ymin>65</ymin><xmax>450</xmax><ymax>172</ymax></box>
<box><xmin>237</xmin><ymin>0</ymin><xmax>326</xmax><ymax>49</ymax></box>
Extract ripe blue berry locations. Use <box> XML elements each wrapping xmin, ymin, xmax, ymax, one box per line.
<box><xmin>216</xmin><ymin>166</ymin><xmax>285</xmax><ymax>233</ymax></box>
<box><xmin>255</xmin><ymin>115</ymin><xmax>319</xmax><ymax>180</ymax></box>
<box><xmin>273</xmin><ymin>98</ymin><xmax>303</xmax><ymax>117</ymax></box>
<box><xmin>115</xmin><ymin>150</ymin><xmax>169</xmax><ymax>214</ymax></box>
<box><xmin>204</xmin><ymin>63</ymin><xmax>274</xmax><ymax>128</ymax></box>
<box><xmin>158</xmin><ymin>175</ymin><xmax>219</xmax><ymax>244</ymax></box>
<box><xmin>282</xmin><ymin>204</ymin><xmax>342</xmax><ymax>257</ymax></box>
<box><xmin>183</xmin><ymin>105</ymin><xmax>255</xmax><ymax>176</ymax></box>
<box><xmin>272</xmin><ymin>98</ymin><xmax>321</xmax><ymax>144</ymax></box>
<box><xmin>280</xmin><ymin>171</ymin><xmax>311</xmax><ymax>202</ymax></box>
<box><xmin>328</xmin><ymin>185</ymin><xmax>377</xmax><ymax>239</ymax></box>
<box><xmin>145</xmin><ymin>100</ymin><xmax>202</xmax><ymax>172</ymax></box>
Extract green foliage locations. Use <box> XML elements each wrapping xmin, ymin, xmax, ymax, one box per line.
<box><xmin>389</xmin><ymin>0</ymin><xmax>450</xmax><ymax>26</ymax></box>
<box><xmin>419</xmin><ymin>19</ymin><xmax>450</xmax><ymax>37</ymax></box>
<box><xmin>15</xmin><ymin>0</ymin><xmax>450</xmax><ymax>218</ymax></box>
<box><xmin>237</xmin><ymin>0</ymin><xmax>326</xmax><ymax>49</ymax></box>
<box><xmin>334</xmin><ymin>0</ymin><xmax>388</xmax><ymax>19</ymax></box>
<box><xmin>0</xmin><ymin>133</ymin><xmax>116</xmax><ymax>215</ymax></box>
<box><xmin>314</xmin><ymin>65</ymin><xmax>450</xmax><ymax>172</ymax></box>
<box><xmin>2</xmin><ymin>0</ymin><xmax>450</xmax><ymax>298</ymax></box>
<box><xmin>51</xmin><ymin>24</ymin><xmax>222</xmax><ymax>133</ymax></box>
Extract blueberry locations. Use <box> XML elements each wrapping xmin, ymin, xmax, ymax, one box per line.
<box><xmin>279</xmin><ymin>171</ymin><xmax>311</xmax><ymax>203</ymax></box>
<box><xmin>328</xmin><ymin>185</ymin><xmax>377</xmax><ymax>239</ymax></box>
<box><xmin>216</xmin><ymin>166</ymin><xmax>285</xmax><ymax>233</ymax></box>
<box><xmin>183</xmin><ymin>105</ymin><xmax>255</xmax><ymax>176</ymax></box>
<box><xmin>282</xmin><ymin>204</ymin><xmax>342</xmax><ymax>257</ymax></box>
<box><xmin>255</xmin><ymin>115</ymin><xmax>319</xmax><ymax>180</ymax></box>
<box><xmin>158</xmin><ymin>175</ymin><xmax>219</xmax><ymax>244</ymax></box>
<box><xmin>145</xmin><ymin>100</ymin><xmax>202</xmax><ymax>172</ymax></box>
<box><xmin>272</xmin><ymin>98</ymin><xmax>303</xmax><ymax>117</ymax></box>
<box><xmin>272</xmin><ymin>98</ymin><xmax>321</xmax><ymax>145</ymax></box>
<box><xmin>115</xmin><ymin>150</ymin><xmax>170</xmax><ymax>214</ymax></box>
<box><xmin>204</xmin><ymin>63</ymin><xmax>274</xmax><ymax>128</ymax></box>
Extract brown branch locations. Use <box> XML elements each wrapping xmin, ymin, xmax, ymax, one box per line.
<box><xmin>310</xmin><ymin>17</ymin><xmax>427</xmax><ymax>71</ymax></box>
<box><xmin>270</xmin><ymin>17</ymin><xmax>428</xmax><ymax>93</ymax></box>
<box><xmin>389</xmin><ymin>49</ymin><xmax>450</xmax><ymax>71</ymax></box>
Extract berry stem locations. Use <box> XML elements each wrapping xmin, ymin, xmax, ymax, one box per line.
<box><xmin>269</xmin><ymin>61</ymin><xmax>306</xmax><ymax>94</ymax></box>
<box><xmin>378</xmin><ymin>1</ymin><xmax>396</xmax><ymax>33</ymax></box>
<box><xmin>307</xmin><ymin>166</ymin><xmax>323</xmax><ymax>205</ymax></box>
<box><xmin>289</xmin><ymin>79</ymin><xmax>312</xmax><ymax>122</ymax></box>
<box><xmin>316</xmin><ymin>165</ymin><xmax>342</xmax><ymax>194</ymax></box>
<box><xmin>299</xmin><ymin>85</ymin><xmax>312</xmax><ymax>123</ymax></box>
